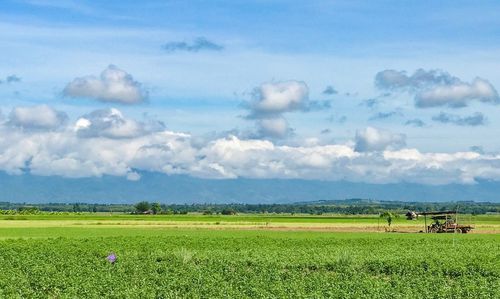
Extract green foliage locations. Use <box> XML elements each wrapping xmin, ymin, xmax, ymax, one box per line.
<box><xmin>0</xmin><ymin>207</ymin><xmax>41</xmax><ymax>215</ymax></box>
<box><xmin>380</xmin><ymin>211</ymin><xmax>398</xmax><ymax>227</ymax></box>
<box><xmin>151</xmin><ymin>202</ymin><xmax>162</xmax><ymax>215</ymax></box>
<box><xmin>0</xmin><ymin>200</ymin><xmax>499</xmax><ymax>215</ymax></box>
<box><xmin>0</xmin><ymin>231</ymin><xmax>498</xmax><ymax>298</ymax></box>
<box><xmin>134</xmin><ymin>201</ymin><xmax>151</xmax><ymax>213</ymax></box>
<box><xmin>221</xmin><ymin>208</ymin><xmax>237</xmax><ymax>215</ymax></box>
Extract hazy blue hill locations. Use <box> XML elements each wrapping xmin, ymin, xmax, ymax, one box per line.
<box><xmin>0</xmin><ymin>171</ymin><xmax>499</xmax><ymax>203</ymax></box>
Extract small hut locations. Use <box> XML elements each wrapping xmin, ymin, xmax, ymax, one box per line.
<box><xmin>405</xmin><ymin>211</ymin><xmax>418</xmax><ymax>220</ymax></box>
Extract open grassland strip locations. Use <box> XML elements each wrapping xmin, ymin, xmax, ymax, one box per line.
<box><xmin>0</xmin><ymin>214</ymin><xmax>385</xmax><ymax>223</ymax></box>
<box><xmin>0</xmin><ymin>214</ymin><xmax>498</xmax><ymax>234</ymax></box>
<box><xmin>0</xmin><ymin>220</ymin><xmax>411</xmax><ymax>228</ymax></box>
<box><xmin>1</xmin><ymin>213</ymin><xmax>497</xmax><ymax>224</ymax></box>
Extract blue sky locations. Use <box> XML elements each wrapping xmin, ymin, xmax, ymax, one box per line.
<box><xmin>1</xmin><ymin>0</ymin><xmax>500</xmax><ymax>189</ymax></box>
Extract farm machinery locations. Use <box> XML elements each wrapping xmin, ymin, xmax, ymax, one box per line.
<box><xmin>406</xmin><ymin>211</ymin><xmax>473</xmax><ymax>233</ymax></box>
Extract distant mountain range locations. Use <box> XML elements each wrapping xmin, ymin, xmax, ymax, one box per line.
<box><xmin>1</xmin><ymin>171</ymin><xmax>499</xmax><ymax>204</ymax></box>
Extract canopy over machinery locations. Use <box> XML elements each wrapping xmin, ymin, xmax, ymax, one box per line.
<box><xmin>406</xmin><ymin>210</ymin><xmax>473</xmax><ymax>233</ymax></box>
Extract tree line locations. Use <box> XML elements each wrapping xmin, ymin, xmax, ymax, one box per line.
<box><xmin>0</xmin><ymin>199</ymin><xmax>498</xmax><ymax>215</ymax></box>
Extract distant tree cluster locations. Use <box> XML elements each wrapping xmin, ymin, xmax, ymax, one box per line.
<box><xmin>142</xmin><ymin>200</ymin><xmax>500</xmax><ymax>215</ymax></box>
<box><xmin>0</xmin><ymin>202</ymin><xmax>134</xmax><ymax>214</ymax></box>
<box><xmin>132</xmin><ymin>201</ymin><xmax>186</xmax><ymax>215</ymax></box>
<box><xmin>133</xmin><ymin>201</ymin><xmax>163</xmax><ymax>214</ymax></box>
<box><xmin>0</xmin><ymin>206</ymin><xmax>41</xmax><ymax>215</ymax></box>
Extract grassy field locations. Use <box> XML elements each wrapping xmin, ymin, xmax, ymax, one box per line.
<box><xmin>0</xmin><ymin>214</ymin><xmax>499</xmax><ymax>298</ymax></box>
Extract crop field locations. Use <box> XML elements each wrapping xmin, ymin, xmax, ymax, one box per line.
<box><xmin>0</xmin><ymin>213</ymin><xmax>498</xmax><ymax>234</ymax></box>
<box><xmin>0</xmin><ymin>214</ymin><xmax>499</xmax><ymax>298</ymax></box>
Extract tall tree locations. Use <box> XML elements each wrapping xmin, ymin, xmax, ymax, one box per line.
<box><xmin>134</xmin><ymin>201</ymin><xmax>151</xmax><ymax>213</ymax></box>
<box><xmin>151</xmin><ymin>202</ymin><xmax>162</xmax><ymax>215</ymax></box>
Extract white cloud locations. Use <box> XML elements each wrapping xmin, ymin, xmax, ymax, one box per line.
<box><xmin>75</xmin><ymin>108</ymin><xmax>164</xmax><ymax>138</ymax></box>
<box><xmin>8</xmin><ymin>105</ymin><xmax>68</xmax><ymax>130</ymax></box>
<box><xmin>354</xmin><ymin>127</ymin><xmax>406</xmax><ymax>152</ymax></box>
<box><xmin>63</xmin><ymin>65</ymin><xmax>148</xmax><ymax>104</ymax></box>
<box><xmin>416</xmin><ymin>78</ymin><xmax>499</xmax><ymax>108</ymax></box>
<box><xmin>1</xmin><ymin>109</ymin><xmax>500</xmax><ymax>185</ymax></box>
<box><xmin>375</xmin><ymin>69</ymin><xmax>499</xmax><ymax>108</ymax></box>
<box><xmin>250</xmin><ymin>81</ymin><xmax>309</xmax><ymax>116</ymax></box>
<box><xmin>244</xmin><ymin>81</ymin><xmax>324</xmax><ymax>139</ymax></box>
<box><xmin>126</xmin><ymin>171</ymin><xmax>141</xmax><ymax>181</ymax></box>
<box><xmin>257</xmin><ymin>117</ymin><xmax>290</xmax><ymax>139</ymax></box>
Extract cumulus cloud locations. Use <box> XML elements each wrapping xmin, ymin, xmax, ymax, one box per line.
<box><xmin>416</xmin><ymin>78</ymin><xmax>498</xmax><ymax>108</ymax></box>
<box><xmin>242</xmin><ymin>81</ymin><xmax>303</xmax><ymax>139</ymax></box>
<box><xmin>354</xmin><ymin>127</ymin><xmax>406</xmax><ymax>152</ymax></box>
<box><xmin>75</xmin><ymin>108</ymin><xmax>165</xmax><ymax>139</ymax></box>
<box><xmin>63</xmin><ymin>65</ymin><xmax>148</xmax><ymax>104</ymax></box>
<box><xmin>8</xmin><ymin>105</ymin><xmax>68</xmax><ymax>130</ymax></box>
<box><xmin>243</xmin><ymin>81</ymin><xmax>330</xmax><ymax>139</ymax></box>
<box><xmin>162</xmin><ymin>37</ymin><xmax>223</xmax><ymax>53</ymax></box>
<box><xmin>248</xmin><ymin>80</ymin><xmax>331</xmax><ymax>116</ymax></box>
<box><xmin>375</xmin><ymin>69</ymin><xmax>499</xmax><ymax>108</ymax></box>
<box><xmin>432</xmin><ymin>112</ymin><xmax>486</xmax><ymax>126</ymax></box>
<box><xmin>249</xmin><ymin>81</ymin><xmax>310</xmax><ymax>117</ymax></box>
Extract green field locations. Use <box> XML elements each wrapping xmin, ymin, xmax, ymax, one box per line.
<box><xmin>0</xmin><ymin>214</ymin><xmax>499</xmax><ymax>298</ymax></box>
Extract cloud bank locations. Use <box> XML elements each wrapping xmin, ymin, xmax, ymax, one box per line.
<box><xmin>63</xmin><ymin>65</ymin><xmax>148</xmax><ymax>104</ymax></box>
<box><xmin>1</xmin><ymin>107</ymin><xmax>499</xmax><ymax>185</ymax></box>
